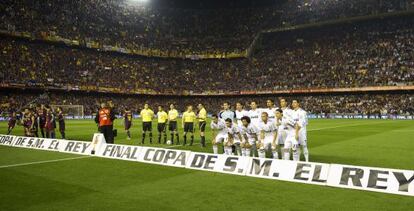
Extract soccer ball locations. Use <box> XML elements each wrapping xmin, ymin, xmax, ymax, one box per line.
<box><xmin>166</xmin><ymin>140</ymin><xmax>172</xmax><ymax>145</ymax></box>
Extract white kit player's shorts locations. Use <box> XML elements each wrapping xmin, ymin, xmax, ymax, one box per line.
<box><xmin>233</xmin><ymin>135</ymin><xmax>241</xmax><ymax>144</ymax></box>
<box><xmin>277</xmin><ymin>129</ymin><xmax>287</xmax><ymax>145</ymax></box>
<box><xmin>284</xmin><ymin>135</ymin><xmax>299</xmax><ymax>150</ymax></box>
<box><xmin>248</xmin><ymin>138</ymin><xmax>256</xmax><ymax>146</ymax></box>
<box><xmin>298</xmin><ymin>128</ymin><xmax>307</xmax><ymax>146</ymax></box>
<box><xmin>214</xmin><ymin>133</ymin><xmax>227</xmax><ymax>144</ymax></box>
<box><xmin>261</xmin><ymin>135</ymin><xmax>274</xmax><ymax>150</ymax></box>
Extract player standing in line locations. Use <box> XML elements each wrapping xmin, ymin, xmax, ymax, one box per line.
<box><xmin>157</xmin><ymin>106</ymin><xmax>168</xmax><ymax>144</ymax></box>
<box><xmin>56</xmin><ymin>107</ymin><xmax>66</xmax><ymax>139</ymax></box>
<box><xmin>224</xmin><ymin>118</ymin><xmax>243</xmax><ymax>155</ymax></box>
<box><xmin>235</xmin><ymin>102</ymin><xmax>249</xmax><ymax>127</ymax></box>
<box><xmin>257</xmin><ymin>112</ymin><xmax>278</xmax><ymax>158</ymax></box>
<box><xmin>123</xmin><ymin>108</ymin><xmax>133</xmax><ymax>140</ymax></box>
<box><xmin>239</xmin><ymin>116</ymin><xmax>259</xmax><ymax>157</ymax></box>
<box><xmin>248</xmin><ymin>101</ymin><xmax>262</xmax><ymax>156</ymax></box>
<box><xmin>37</xmin><ymin>104</ymin><xmax>46</xmax><ymax>138</ymax></box>
<box><xmin>210</xmin><ymin>114</ymin><xmax>227</xmax><ymax>154</ymax></box>
<box><xmin>140</xmin><ymin>103</ymin><xmax>154</xmax><ymax>144</ymax></box>
<box><xmin>22</xmin><ymin>108</ymin><xmax>35</xmax><ymax>137</ymax></box>
<box><xmin>248</xmin><ymin>101</ymin><xmax>262</xmax><ymax>127</ymax></box>
<box><xmin>168</xmin><ymin>104</ymin><xmax>179</xmax><ymax>145</ymax></box>
<box><xmin>291</xmin><ymin>100</ymin><xmax>309</xmax><ymax>162</ymax></box>
<box><xmin>219</xmin><ymin>102</ymin><xmax>237</xmax><ymax>153</ymax></box>
<box><xmin>264</xmin><ymin>99</ymin><xmax>277</xmax><ymax>123</ymax></box>
<box><xmin>7</xmin><ymin>111</ymin><xmax>17</xmax><ymax>135</ymax></box>
<box><xmin>182</xmin><ymin>105</ymin><xmax>196</xmax><ymax>146</ymax></box>
<box><xmin>276</xmin><ymin>98</ymin><xmax>291</xmax><ymax>159</ymax></box>
<box><xmin>277</xmin><ymin>108</ymin><xmax>301</xmax><ymax>161</ymax></box>
<box><xmin>197</xmin><ymin>104</ymin><xmax>207</xmax><ymax>147</ymax></box>
<box><xmin>44</xmin><ymin>105</ymin><xmax>56</xmax><ymax>138</ymax></box>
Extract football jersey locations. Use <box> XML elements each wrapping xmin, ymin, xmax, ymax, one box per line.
<box><xmin>182</xmin><ymin>111</ymin><xmax>196</xmax><ymax>123</ymax></box>
<box><xmin>235</xmin><ymin>110</ymin><xmax>249</xmax><ymax>127</ymax></box>
<box><xmin>257</xmin><ymin>120</ymin><xmax>277</xmax><ymax>138</ymax></box>
<box><xmin>140</xmin><ymin>109</ymin><xmax>154</xmax><ymax>122</ymax></box>
<box><xmin>225</xmin><ymin>124</ymin><xmax>240</xmax><ymax>136</ymax></box>
<box><xmin>292</xmin><ymin>108</ymin><xmax>308</xmax><ymax>128</ymax></box>
<box><xmin>248</xmin><ymin>109</ymin><xmax>262</xmax><ymax>126</ymax></box>
<box><xmin>157</xmin><ymin>111</ymin><xmax>168</xmax><ymax>123</ymax></box>
<box><xmin>211</xmin><ymin>119</ymin><xmax>227</xmax><ymax>135</ymax></box>
<box><xmin>124</xmin><ymin>111</ymin><xmax>132</xmax><ymax>122</ymax></box>
<box><xmin>239</xmin><ymin>124</ymin><xmax>259</xmax><ymax>140</ymax></box>
<box><xmin>198</xmin><ymin>108</ymin><xmax>207</xmax><ymax>122</ymax></box>
<box><xmin>262</xmin><ymin>107</ymin><xmax>277</xmax><ymax>123</ymax></box>
<box><xmin>281</xmin><ymin>113</ymin><xmax>299</xmax><ymax>137</ymax></box>
<box><xmin>168</xmin><ymin>109</ymin><xmax>179</xmax><ymax>121</ymax></box>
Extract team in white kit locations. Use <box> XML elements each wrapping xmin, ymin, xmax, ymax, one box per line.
<box><xmin>211</xmin><ymin>98</ymin><xmax>309</xmax><ymax>162</ymax></box>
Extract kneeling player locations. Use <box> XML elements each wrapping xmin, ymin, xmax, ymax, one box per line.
<box><xmin>211</xmin><ymin>114</ymin><xmax>226</xmax><ymax>154</ymax></box>
<box><xmin>225</xmin><ymin>118</ymin><xmax>243</xmax><ymax>156</ymax></box>
<box><xmin>239</xmin><ymin>116</ymin><xmax>259</xmax><ymax>157</ymax></box>
<box><xmin>257</xmin><ymin>112</ymin><xmax>278</xmax><ymax>158</ymax></box>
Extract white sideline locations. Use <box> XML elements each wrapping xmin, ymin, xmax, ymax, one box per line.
<box><xmin>0</xmin><ymin>156</ymin><xmax>90</xmax><ymax>169</ymax></box>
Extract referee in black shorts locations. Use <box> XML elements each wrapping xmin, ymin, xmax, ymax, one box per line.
<box><xmin>197</xmin><ymin>104</ymin><xmax>207</xmax><ymax>147</ymax></box>
<box><xmin>182</xmin><ymin>105</ymin><xmax>196</xmax><ymax>146</ymax></box>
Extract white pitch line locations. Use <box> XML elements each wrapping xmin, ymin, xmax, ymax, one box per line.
<box><xmin>0</xmin><ymin>156</ymin><xmax>90</xmax><ymax>169</ymax></box>
<box><xmin>308</xmin><ymin>121</ymin><xmax>390</xmax><ymax>132</ymax></box>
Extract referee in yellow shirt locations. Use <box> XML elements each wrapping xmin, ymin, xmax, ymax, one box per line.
<box><xmin>197</xmin><ymin>103</ymin><xmax>207</xmax><ymax>147</ymax></box>
<box><xmin>182</xmin><ymin>105</ymin><xmax>196</xmax><ymax>146</ymax></box>
<box><xmin>168</xmin><ymin>104</ymin><xmax>179</xmax><ymax>144</ymax></box>
<box><xmin>157</xmin><ymin>105</ymin><xmax>168</xmax><ymax>144</ymax></box>
<box><xmin>140</xmin><ymin>103</ymin><xmax>154</xmax><ymax>144</ymax></box>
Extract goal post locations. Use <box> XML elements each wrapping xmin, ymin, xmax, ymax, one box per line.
<box><xmin>51</xmin><ymin>105</ymin><xmax>84</xmax><ymax>118</ymax></box>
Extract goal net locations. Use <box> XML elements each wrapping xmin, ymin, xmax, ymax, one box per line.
<box><xmin>51</xmin><ymin>105</ymin><xmax>84</xmax><ymax>118</ymax></box>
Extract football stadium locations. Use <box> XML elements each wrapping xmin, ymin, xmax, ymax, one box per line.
<box><xmin>0</xmin><ymin>0</ymin><xmax>414</xmax><ymax>210</ymax></box>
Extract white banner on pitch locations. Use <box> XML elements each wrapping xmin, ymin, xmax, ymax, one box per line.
<box><xmin>246</xmin><ymin>158</ymin><xmax>330</xmax><ymax>186</ymax></box>
<box><xmin>327</xmin><ymin>164</ymin><xmax>414</xmax><ymax>196</ymax></box>
<box><xmin>137</xmin><ymin>147</ymin><xmax>191</xmax><ymax>168</ymax></box>
<box><xmin>186</xmin><ymin>152</ymin><xmax>251</xmax><ymax>175</ymax></box>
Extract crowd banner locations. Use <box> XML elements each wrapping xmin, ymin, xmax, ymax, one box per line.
<box><xmin>327</xmin><ymin>164</ymin><xmax>414</xmax><ymax>196</ymax></box>
<box><xmin>186</xmin><ymin>152</ymin><xmax>251</xmax><ymax>175</ymax></box>
<box><xmin>0</xmin><ymin>134</ymin><xmax>413</xmax><ymax>197</ymax></box>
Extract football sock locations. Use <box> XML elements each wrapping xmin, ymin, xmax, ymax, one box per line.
<box><xmin>149</xmin><ymin>132</ymin><xmax>152</xmax><ymax>143</ymax></box>
<box><xmin>176</xmin><ymin>134</ymin><xmax>180</xmax><ymax>144</ymax></box>
<box><xmin>213</xmin><ymin>145</ymin><xmax>218</xmax><ymax>154</ymax></box>
<box><xmin>293</xmin><ymin>150</ymin><xmax>300</xmax><ymax>161</ymax></box>
<box><xmin>258</xmin><ymin>149</ymin><xmax>266</xmax><ymax>158</ymax></box>
<box><xmin>272</xmin><ymin>151</ymin><xmax>279</xmax><ymax>159</ymax></box>
<box><xmin>246</xmin><ymin>148</ymin><xmax>251</xmax><ymax>157</ymax></box>
<box><xmin>303</xmin><ymin>146</ymin><xmax>309</xmax><ymax>162</ymax></box>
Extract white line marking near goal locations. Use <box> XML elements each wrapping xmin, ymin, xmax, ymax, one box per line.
<box><xmin>0</xmin><ymin>156</ymin><xmax>90</xmax><ymax>169</ymax></box>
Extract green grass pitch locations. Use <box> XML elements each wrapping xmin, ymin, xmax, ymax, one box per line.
<box><xmin>0</xmin><ymin>119</ymin><xmax>413</xmax><ymax>210</ymax></box>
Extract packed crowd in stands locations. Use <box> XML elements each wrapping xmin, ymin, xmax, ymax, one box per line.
<box><xmin>1</xmin><ymin>16</ymin><xmax>413</xmax><ymax>93</ymax></box>
<box><xmin>279</xmin><ymin>0</ymin><xmax>412</xmax><ymax>26</ymax></box>
<box><xmin>1</xmin><ymin>0</ymin><xmax>411</xmax><ymax>56</ymax></box>
<box><xmin>253</xmin><ymin>17</ymin><xmax>414</xmax><ymax>89</ymax></box>
<box><xmin>0</xmin><ymin>0</ymin><xmax>281</xmax><ymax>56</ymax></box>
<box><xmin>1</xmin><ymin>91</ymin><xmax>413</xmax><ymax>116</ymax></box>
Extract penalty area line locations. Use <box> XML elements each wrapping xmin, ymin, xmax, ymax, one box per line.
<box><xmin>0</xmin><ymin>156</ymin><xmax>91</xmax><ymax>169</ymax></box>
